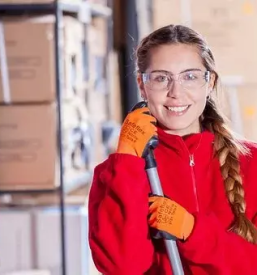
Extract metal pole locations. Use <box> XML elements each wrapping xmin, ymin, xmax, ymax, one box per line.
<box><xmin>54</xmin><ymin>1</ymin><xmax>66</xmax><ymax>275</ymax></box>
<box><xmin>145</xmin><ymin>152</ymin><xmax>184</xmax><ymax>275</ymax></box>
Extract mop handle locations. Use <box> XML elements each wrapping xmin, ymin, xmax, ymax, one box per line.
<box><xmin>130</xmin><ymin>101</ymin><xmax>184</xmax><ymax>274</ymax></box>
<box><xmin>145</xmin><ymin>150</ymin><xmax>184</xmax><ymax>275</ymax></box>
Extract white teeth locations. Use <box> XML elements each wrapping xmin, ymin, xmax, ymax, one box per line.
<box><xmin>167</xmin><ymin>105</ymin><xmax>189</xmax><ymax>112</ymax></box>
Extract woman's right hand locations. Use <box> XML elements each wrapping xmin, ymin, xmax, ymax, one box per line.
<box><xmin>116</xmin><ymin>107</ymin><xmax>157</xmax><ymax>157</ymax></box>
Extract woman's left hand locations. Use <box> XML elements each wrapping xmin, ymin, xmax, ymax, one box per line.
<box><xmin>148</xmin><ymin>195</ymin><xmax>195</xmax><ymax>241</ymax></box>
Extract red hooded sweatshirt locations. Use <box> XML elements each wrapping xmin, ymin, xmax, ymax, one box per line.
<box><xmin>88</xmin><ymin>128</ymin><xmax>257</xmax><ymax>275</ymax></box>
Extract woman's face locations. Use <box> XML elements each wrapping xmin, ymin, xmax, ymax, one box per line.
<box><xmin>138</xmin><ymin>43</ymin><xmax>215</xmax><ymax>136</ymax></box>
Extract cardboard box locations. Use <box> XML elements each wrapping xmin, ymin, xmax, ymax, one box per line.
<box><xmin>35</xmin><ymin>206</ymin><xmax>90</xmax><ymax>275</ymax></box>
<box><xmin>0</xmin><ymin>210</ymin><xmax>32</xmax><ymax>274</ymax></box>
<box><xmin>86</xmin><ymin>22</ymin><xmax>107</xmax><ymax>94</ymax></box>
<box><xmin>0</xmin><ymin>16</ymin><xmax>84</xmax><ymax>103</ymax></box>
<box><xmin>91</xmin><ymin>17</ymin><xmax>107</xmax><ymax>57</ymax></box>
<box><xmin>0</xmin><ymin>101</ymin><xmax>92</xmax><ymax>191</ymax></box>
<box><xmin>62</xmin><ymin>17</ymin><xmax>84</xmax><ymax>100</ymax></box>
<box><xmin>0</xmin><ymin>104</ymin><xmax>56</xmax><ymax>190</ymax></box>
<box><xmin>152</xmin><ymin>0</ymin><xmax>257</xmax><ymax>84</ymax></box>
<box><xmin>84</xmin><ymin>21</ymin><xmax>109</xmax><ymax>165</ymax></box>
<box><xmin>0</xmin><ymin>206</ymin><xmax>94</xmax><ymax>275</ymax></box>
<box><xmin>62</xmin><ymin>97</ymin><xmax>95</xmax><ymax>185</ymax></box>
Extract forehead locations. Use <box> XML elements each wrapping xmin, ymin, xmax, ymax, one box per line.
<box><xmin>147</xmin><ymin>43</ymin><xmax>205</xmax><ymax>73</ymax></box>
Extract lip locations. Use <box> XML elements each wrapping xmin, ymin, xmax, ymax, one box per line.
<box><xmin>165</xmin><ymin>104</ymin><xmax>190</xmax><ymax>107</ymax></box>
<box><xmin>164</xmin><ymin>105</ymin><xmax>191</xmax><ymax>116</ymax></box>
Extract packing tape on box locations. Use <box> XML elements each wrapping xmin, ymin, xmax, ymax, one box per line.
<box><xmin>0</xmin><ymin>21</ymin><xmax>11</xmax><ymax>104</ymax></box>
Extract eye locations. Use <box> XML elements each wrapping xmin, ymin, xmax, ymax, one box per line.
<box><xmin>183</xmin><ymin>72</ymin><xmax>199</xmax><ymax>81</ymax></box>
<box><xmin>153</xmin><ymin>74</ymin><xmax>169</xmax><ymax>82</ymax></box>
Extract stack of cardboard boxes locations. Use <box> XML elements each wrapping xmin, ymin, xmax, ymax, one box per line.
<box><xmin>0</xmin><ymin>1</ymin><xmax>122</xmax><ymax>202</ymax></box>
<box><xmin>0</xmin><ymin>15</ymin><xmax>91</xmax><ymax>192</ymax></box>
<box><xmin>0</xmin><ymin>1</ymin><xmax>117</xmax><ymax>274</ymax></box>
<box><xmin>87</xmin><ymin>15</ymin><xmax>122</xmax><ymax>157</ymax></box>
<box><xmin>0</xmin><ymin>206</ymin><xmax>91</xmax><ymax>275</ymax></box>
<box><xmin>152</xmin><ymin>0</ymin><xmax>257</xmax><ymax>141</ymax></box>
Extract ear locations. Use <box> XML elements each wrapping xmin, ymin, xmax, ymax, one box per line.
<box><xmin>207</xmin><ymin>72</ymin><xmax>216</xmax><ymax>96</ymax></box>
<box><xmin>137</xmin><ymin>73</ymin><xmax>147</xmax><ymax>100</ymax></box>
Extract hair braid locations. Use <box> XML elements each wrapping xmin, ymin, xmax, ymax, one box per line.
<box><xmin>202</xmin><ymin>99</ymin><xmax>257</xmax><ymax>243</ymax></box>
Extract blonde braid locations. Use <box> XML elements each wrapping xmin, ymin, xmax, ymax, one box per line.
<box><xmin>203</xmin><ymin>99</ymin><xmax>257</xmax><ymax>244</ymax></box>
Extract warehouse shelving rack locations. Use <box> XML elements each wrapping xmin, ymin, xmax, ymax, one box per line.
<box><xmin>0</xmin><ymin>1</ymin><xmax>111</xmax><ymax>275</ymax></box>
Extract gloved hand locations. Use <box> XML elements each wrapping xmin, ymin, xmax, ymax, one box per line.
<box><xmin>116</xmin><ymin>107</ymin><xmax>157</xmax><ymax>157</ymax></box>
<box><xmin>148</xmin><ymin>195</ymin><xmax>195</xmax><ymax>241</ymax></box>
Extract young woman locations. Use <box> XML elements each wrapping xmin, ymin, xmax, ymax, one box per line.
<box><xmin>88</xmin><ymin>25</ymin><xmax>257</xmax><ymax>274</ymax></box>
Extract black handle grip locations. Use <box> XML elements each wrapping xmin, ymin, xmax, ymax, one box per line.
<box><xmin>142</xmin><ymin>136</ymin><xmax>159</xmax><ymax>159</ymax></box>
<box><xmin>130</xmin><ymin>101</ymin><xmax>159</xmax><ymax>162</ymax></box>
<box><xmin>130</xmin><ymin>101</ymin><xmax>148</xmax><ymax>112</ymax></box>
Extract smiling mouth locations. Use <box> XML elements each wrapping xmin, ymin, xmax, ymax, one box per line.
<box><xmin>165</xmin><ymin>105</ymin><xmax>190</xmax><ymax>113</ymax></box>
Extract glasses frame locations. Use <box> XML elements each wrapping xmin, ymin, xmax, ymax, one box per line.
<box><xmin>141</xmin><ymin>70</ymin><xmax>211</xmax><ymax>91</ymax></box>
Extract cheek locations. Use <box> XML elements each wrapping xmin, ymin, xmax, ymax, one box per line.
<box><xmin>188</xmin><ymin>87</ymin><xmax>208</xmax><ymax>104</ymax></box>
<box><xmin>144</xmin><ymin>92</ymin><xmax>163</xmax><ymax>118</ymax></box>
<box><xmin>145</xmin><ymin>88</ymin><xmax>161</xmax><ymax>100</ymax></box>
<box><xmin>144</xmin><ymin>89</ymin><xmax>163</xmax><ymax>107</ymax></box>
<box><xmin>146</xmin><ymin>90</ymin><xmax>163</xmax><ymax>104</ymax></box>
<box><xmin>188</xmin><ymin>90</ymin><xmax>208</xmax><ymax>114</ymax></box>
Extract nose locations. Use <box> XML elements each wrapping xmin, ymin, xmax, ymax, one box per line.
<box><xmin>167</xmin><ymin>80</ymin><xmax>183</xmax><ymax>98</ymax></box>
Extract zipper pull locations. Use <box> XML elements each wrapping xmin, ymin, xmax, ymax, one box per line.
<box><xmin>189</xmin><ymin>154</ymin><xmax>195</xmax><ymax>166</ymax></box>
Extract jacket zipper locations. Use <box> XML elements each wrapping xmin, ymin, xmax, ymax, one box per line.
<box><xmin>178</xmin><ymin>135</ymin><xmax>202</xmax><ymax>212</ymax></box>
<box><xmin>189</xmin><ymin>154</ymin><xmax>199</xmax><ymax>212</ymax></box>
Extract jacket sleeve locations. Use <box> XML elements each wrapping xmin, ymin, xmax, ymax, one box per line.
<box><xmin>178</xmin><ymin>212</ymin><xmax>257</xmax><ymax>275</ymax></box>
<box><xmin>88</xmin><ymin>153</ymin><xmax>155</xmax><ymax>275</ymax></box>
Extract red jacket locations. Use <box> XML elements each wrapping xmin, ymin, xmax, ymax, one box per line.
<box><xmin>88</xmin><ymin>128</ymin><xmax>257</xmax><ymax>275</ymax></box>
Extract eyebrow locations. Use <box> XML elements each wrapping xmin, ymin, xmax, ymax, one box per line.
<box><xmin>150</xmin><ymin>68</ymin><xmax>203</xmax><ymax>74</ymax></box>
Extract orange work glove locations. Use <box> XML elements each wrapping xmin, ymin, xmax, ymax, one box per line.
<box><xmin>148</xmin><ymin>195</ymin><xmax>195</xmax><ymax>241</ymax></box>
<box><xmin>116</xmin><ymin>107</ymin><xmax>157</xmax><ymax>157</ymax></box>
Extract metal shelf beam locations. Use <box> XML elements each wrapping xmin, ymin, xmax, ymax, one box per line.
<box><xmin>0</xmin><ymin>1</ymin><xmax>112</xmax><ymax>18</ymax></box>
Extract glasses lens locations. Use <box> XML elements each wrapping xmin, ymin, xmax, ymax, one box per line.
<box><xmin>180</xmin><ymin>71</ymin><xmax>208</xmax><ymax>89</ymax></box>
<box><xmin>144</xmin><ymin>72</ymin><xmax>170</xmax><ymax>91</ymax></box>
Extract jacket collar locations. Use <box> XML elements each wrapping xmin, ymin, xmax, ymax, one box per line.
<box><xmin>157</xmin><ymin>127</ymin><xmax>215</xmax><ymax>157</ymax></box>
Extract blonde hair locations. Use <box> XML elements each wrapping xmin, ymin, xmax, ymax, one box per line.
<box><xmin>136</xmin><ymin>24</ymin><xmax>257</xmax><ymax>243</ymax></box>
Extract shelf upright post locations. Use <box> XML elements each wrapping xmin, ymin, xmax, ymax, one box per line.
<box><xmin>54</xmin><ymin>1</ymin><xmax>67</xmax><ymax>275</ymax></box>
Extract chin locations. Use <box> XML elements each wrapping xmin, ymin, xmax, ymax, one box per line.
<box><xmin>160</xmin><ymin>121</ymin><xmax>191</xmax><ymax>130</ymax></box>
<box><xmin>159</xmin><ymin>121</ymin><xmax>199</xmax><ymax>135</ymax></box>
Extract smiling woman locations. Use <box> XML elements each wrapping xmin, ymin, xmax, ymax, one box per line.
<box><xmin>88</xmin><ymin>24</ymin><xmax>257</xmax><ymax>275</ymax></box>
<box><xmin>137</xmin><ymin>40</ymin><xmax>215</xmax><ymax>136</ymax></box>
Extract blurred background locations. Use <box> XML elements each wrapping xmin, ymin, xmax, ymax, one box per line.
<box><xmin>0</xmin><ymin>0</ymin><xmax>256</xmax><ymax>275</ymax></box>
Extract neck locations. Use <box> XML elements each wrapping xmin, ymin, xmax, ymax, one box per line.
<box><xmin>159</xmin><ymin>121</ymin><xmax>202</xmax><ymax>137</ymax></box>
